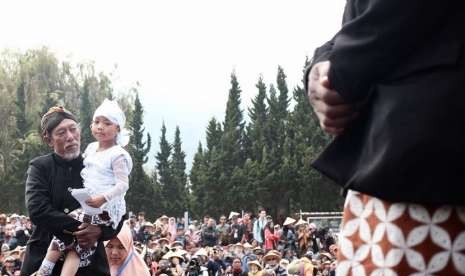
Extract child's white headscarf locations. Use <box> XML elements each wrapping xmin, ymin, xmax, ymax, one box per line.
<box><xmin>93</xmin><ymin>98</ymin><xmax>130</xmax><ymax>147</ymax></box>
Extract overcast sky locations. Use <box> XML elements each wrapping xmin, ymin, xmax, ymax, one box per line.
<box><xmin>0</xmin><ymin>0</ymin><xmax>345</xmax><ymax>171</ymax></box>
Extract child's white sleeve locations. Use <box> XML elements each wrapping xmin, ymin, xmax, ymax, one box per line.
<box><xmin>103</xmin><ymin>155</ymin><xmax>130</xmax><ymax>202</ymax></box>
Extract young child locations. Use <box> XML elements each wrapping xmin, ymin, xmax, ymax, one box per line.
<box><xmin>36</xmin><ymin>99</ymin><xmax>133</xmax><ymax>276</ymax></box>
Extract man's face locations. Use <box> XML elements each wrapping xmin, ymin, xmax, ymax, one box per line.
<box><xmin>4</xmin><ymin>224</ymin><xmax>14</xmax><ymax>238</ymax></box>
<box><xmin>232</xmin><ymin>258</ymin><xmax>242</xmax><ymax>269</ymax></box>
<box><xmin>4</xmin><ymin>260</ymin><xmax>14</xmax><ymax>272</ymax></box>
<box><xmin>259</xmin><ymin>210</ymin><xmax>266</xmax><ymax>219</ymax></box>
<box><xmin>144</xmin><ymin>226</ymin><xmax>154</xmax><ymax>234</ymax></box>
<box><xmin>49</xmin><ymin>119</ymin><xmax>81</xmax><ymax>160</ymax></box>
<box><xmin>265</xmin><ymin>256</ymin><xmax>279</xmax><ymax>268</ymax></box>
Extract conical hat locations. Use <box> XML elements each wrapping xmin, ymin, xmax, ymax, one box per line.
<box><xmin>169</xmin><ymin>250</ymin><xmax>185</xmax><ymax>261</ymax></box>
<box><xmin>283</xmin><ymin>217</ymin><xmax>296</xmax><ymax>226</ymax></box>
<box><xmin>229</xmin><ymin>211</ymin><xmax>240</xmax><ymax>219</ymax></box>
<box><xmin>247</xmin><ymin>260</ymin><xmax>263</xmax><ymax>270</ymax></box>
<box><xmin>162</xmin><ymin>250</ymin><xmax>173</xmax><ymax>260</ymax></box>
<box><xmin>263</xmin><ymin>250</ymin><xmax>281</xmax><ymax>262</ymax></box>
<box><xmin>294</xmin><ymin>218</ymin><xmax>308</xmax><ymax>227</ymax></box>
<box><xmin>194</xmin><ymin>247</ymin><xmax>208</xmax><ymax>257</ymax></box>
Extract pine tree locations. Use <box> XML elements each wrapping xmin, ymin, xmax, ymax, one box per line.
<box><xmin>126</xmin><ymin>93</ymin><xmax>153</xmax><ymax>217</ymax></box>
<box><xmin>219</xmin><ymin>72</ymin><xmax>246</xmax><ymax>213</ymax></box>
<box><xmin>170</xmin><ymin>126</ymin><xmax>188</xmax><ymax>216</ymax></box>
<box><xmin>201</xmin><ymin>118</ymin><xmax>225</xmax><ymax>216</ymax></box>
<box><xmin>289</xmin><ymin>60</ymin><xmax>342</xmax><ymax>212</ymax></box>
<box><xmin>79</xmin><ymin>78</ymin><xmax>93</xmax><ymax>149</ymax></box>
<box><xmin>188</xmin><ymin>142</ymin><xmax>205</xmax><ymax>217</ymax></box>
<box><xmin>156</xmin><ymin>122</ymin><xmax>172</xmax><ymax>215</ymax></box>
<box><xmin>15</xmin><ymin>80</ymin><xmax>29</xmax><ymax>138</ymax></box>
<box><xmin>246</xmin><ymin>76</ymin><xmax>268</xmax><ymax>162</ymax></box>
<box><xmin>221</xmin><ymin>72</ymin><xmax>245</xmax><ymax>176</ymax></box>
<box><xmin>205</xmin><ymin>118</ymin><xmax>222</xmax><ymax>154</ymax></box>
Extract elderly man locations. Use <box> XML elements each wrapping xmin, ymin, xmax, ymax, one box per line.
<box><xmin>20</xmin><ymin>107</ymin><xmax>124</xmax><ymax>276</ymax></box>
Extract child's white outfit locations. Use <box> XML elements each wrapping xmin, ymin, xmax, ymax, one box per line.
<box><xmin>81</xmin><ymin>141</ymin><xmax>133</xmax><ymax>229</ymax></box>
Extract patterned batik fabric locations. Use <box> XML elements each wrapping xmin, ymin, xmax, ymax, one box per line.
<box><xmin>337</xmin><ymin>190</ymin><xmax>465</xmax><ymax>276</ymax></box>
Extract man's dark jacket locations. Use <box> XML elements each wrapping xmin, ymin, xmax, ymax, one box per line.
<box><xmin>21</xmin><ymin>153</ymin><xmax>123</xmax><ymax>276</ymax></box>
<box><xmin>307</xmin><ymin>0</ymin><xmax>465</xmax><ymax>205</ymax></box>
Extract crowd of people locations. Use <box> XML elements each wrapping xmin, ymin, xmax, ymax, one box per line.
<box><xmin>0</xmin><ymin>210</ymin><xmax>338</xmax><ymax>276</ymax></box>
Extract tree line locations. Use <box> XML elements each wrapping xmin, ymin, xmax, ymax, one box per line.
<box><xmin>0</xmin><ymin>47</ymin><xmax>343</xmax><ymax>220</ymax></box>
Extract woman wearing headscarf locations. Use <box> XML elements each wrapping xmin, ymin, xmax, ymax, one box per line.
<box><xmin>105</xmin><ymin>223</ymin><xmax>150</xmax><ymax>276</ymax></box>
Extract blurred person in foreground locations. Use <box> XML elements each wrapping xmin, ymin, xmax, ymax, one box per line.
<box><xmin>306</xmin><ymin>0</ymin><xmax>465</xmax><ymax>274</ymax></box>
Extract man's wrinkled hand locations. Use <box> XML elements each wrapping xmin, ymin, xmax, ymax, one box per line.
<box><xmin>73</xmin><ymin>223</ymin><xmax>102</xmax><ymax>249</ymax></box>
<box><xmin>307</xmin><ymin>61</ymin><xmax>358</xmax><ymax>135</ymax></box>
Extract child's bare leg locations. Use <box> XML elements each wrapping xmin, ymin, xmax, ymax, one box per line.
<box><xmin>60</xmin><ymin>249</ymin><xmax>80</xmax><ymax>276</ymax></box>
<box><xmin>36</xmin><ymin>240</ymin><xmax>63</xmax><ymax>276</ymax></box>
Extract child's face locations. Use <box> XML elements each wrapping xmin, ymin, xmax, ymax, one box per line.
<box><xmin>91</xmin><ymin>116</ymin><xmax>119</xmax><ymax>144</ymax></box>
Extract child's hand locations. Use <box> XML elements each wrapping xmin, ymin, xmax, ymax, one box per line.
<box><xmin>86</xmin><ymin>195</ymin><xmax>106</xmax><ymax>208</ymax></box>
<box><xmin>46</xmin><ymin>240</ymin><xmax>63</xmax><ymax>262</ymax></box>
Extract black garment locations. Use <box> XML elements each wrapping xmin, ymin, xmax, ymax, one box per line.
<box><xmin>207</xmin><ymin>259</ymin><xmax>226</xmax><ymax>275</ymax></box>
<box><xmin>20</xmin><ymin>153</ymin><xmax>123</xmax><ymax>276</ymax></box>
<box><xmin>201</xmin><ymin>226</ymin><xmax>217</xmax><ymax>247</ymax></box>
<box><xmin>306</xmin><ymin>0</ymin><xmax>465</xmax><ymax>205</ymax></box>
<box><xmin>227</xmin><ymin>270</ymin><xmax>247</xmax><ymax>276</ymax></box>
<box><xmin>229</xmin><ymin>223</ymin><xmax>244</xmax><ymax>244</ymax></box>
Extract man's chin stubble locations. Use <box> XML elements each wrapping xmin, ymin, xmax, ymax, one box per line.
<box><xmin>63</xmin><ymin>149</ymin><xmax>81</xmax><ymax>160</ymax></box>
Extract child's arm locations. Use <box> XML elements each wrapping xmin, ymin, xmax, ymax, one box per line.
<box><xmin>106</xmin><ymin>155</ymin><xmax>130</xmax><ymax>199</ymax></box>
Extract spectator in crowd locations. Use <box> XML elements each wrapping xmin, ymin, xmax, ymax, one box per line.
<box><xmin>200</xmin><ymin>216</ymin><xmax>210</xmax><ymax>231</ymax></box>
<box><xmin>105</xmin><ymin>223</ymin><xmax>150</xmax><ymax>276</ymax></box>
<box><xmin>155</xmin><ymin>258</ymin><xmax>173</xmax><ymax>276</ymax></box>
<box><xmin>307</xmin><ymin>223</ymin><xmax>320</xmax><ymax>255</ymax></box>
<box><xmin>138</xmin><ymin>222</ymin><xmax>155</xmax><ymax>244</ymax></box>
<box><xmin>241</xmin><ymin>212</ymin><xmax>254</xmax><ymax>243</ymax></box>
<box><xmin>281</xmin><ymin>217</ymin><xmax>296</xmax><ymax>253</ymax></box>
<box><xmin>290</xmin><ymin>251</ymin><xmax>314</xmax><ymax>276</ymax></box>
<box><xmin>247</xmin><ymin>260</ymin><xmax>263</xmax><ymax>276</ymax></box>
<box><xmin>295</xmin><ymin>219</ymin><xmax>310</xmax><ymax>257</ymax></box>
<box><xmin>216</xmin><ymin>215</ymin><xmax>231</xmax><ymax>246</ymax></box>
<box><xmin>168</xmin><ymin>217</ymin><xmax>177</xmax><ymax>242</ymax></box>
<box><xmin>263</xmin><ymin>222</ymin><xmax>280</xmax><ymax>251</ymax></box>
<box><xmin>173</xmin><ymin>225</ymin><xmax>186</xmax><ymax>248</ymax></box>
<box><xmin>225</xmin><ymin>257</ymin><xmax>247</xmax><ymax>276</ymax></box>
<box><xmin>207</xmin><ymin>246</ymin><xmax>227</xmax><ymax>275</ymax></box>
<box><xmin>253</xmin><ymin>209</ymin><xmax>267</xmax><ymax>247</ymax></box>
<box><xmin>240</xmin><ymin>242</ymin><xmax>255</xmax><ymax>273</ymax></box>
<box><xmin>200</xmin><ymin>218</ymin><xmax>218</xmax><ymax>247</ymax></box>
<box><xmin>229</xmin><ymin>212</ymin><xmax>244</xmax><ymax>245</ymax></box>
<box><xmin>3</xmin><ymin>224</ymin><xmax>18</xmax><ymax>251</ymax></box>
<box><xmin>134</xmin><ymin>212</ymin><xmax>146</xmax><ymax>233</ymax></box>
<box><xmin>262</xmin><ymin>251</ymin><xmax>287</xmax><ymax>276</ymax></box>
<box><xmin>328</xmin><ymin>244</ymin><xmax>337</xmax><ymax>260</ymax></box>
<box><xmin>128</xmin><ymin>216</ymin><xmax>138</xmax><ymax>242</ymax></box>
<box><xmin>165</xmin><ymin>251</ymin><xmax>184</xmax><ymax>276</ymax></box>
<box><xmin>1</xmin><ymin>256</ymin><xmax>16</xmax><ymax>276</ymax></box>
<box><xmin>192</xmin><ymin>248</ymin><xmax>209</xmax><ymax>276</ymax></box>
<box><xmin>230</xmin><ymin>243</ymin><xmax>244</xmax><ymax>259</ymax></box>
<box><xmin>0</xmin><ymin>214</ymin><xmax>7</xmax><ymax>242</ymax></box>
